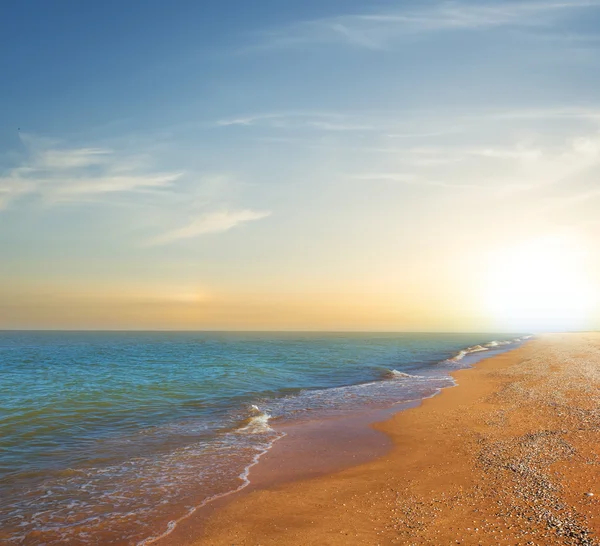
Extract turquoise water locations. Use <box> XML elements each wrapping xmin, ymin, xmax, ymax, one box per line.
<box><xmin>0</xmin><ymin>331</ymin><xmax>524</xmax><ymax>544</ymax></box>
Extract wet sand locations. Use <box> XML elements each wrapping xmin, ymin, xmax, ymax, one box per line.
<box><xmin>165</xmin><ymin>333</ymin><xmax>600</xmax><ymax>545</ymax></box>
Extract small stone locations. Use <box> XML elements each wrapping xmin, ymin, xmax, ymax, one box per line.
<box><xmin>585</xmin><ymin>492</ymin><xmax>594</xmax><ymax>497</ymax></box>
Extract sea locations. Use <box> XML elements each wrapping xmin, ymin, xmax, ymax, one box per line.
<box><xmin>0</xmin><ymin>331</ymin><xmax>527</xmax><ymax>545</ymax></box>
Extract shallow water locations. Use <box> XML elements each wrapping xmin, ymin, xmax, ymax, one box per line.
<box><xmin>0</xmin><ymin>331</ymin><xmax>525</xmax><ymax>544</ymax></box>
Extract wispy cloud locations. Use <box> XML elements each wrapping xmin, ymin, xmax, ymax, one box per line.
<box><xmin>215</xmin><ymin>112</ymin><xmax>373</xmax><ymax>132</ymax></box>
<box><xmin>352</xmin><ymin>127</ymin><xmax>600</xmax><ymax>201</ymax></box>
<box><xmin>0</xmin><ymin>135</ymin><xmax>182</xmax><ymax>209</ymax></box>
<box><xmin>352</xmin><ymin>172</ymin><xmax>479</xmax><ymax>188</ymax></box>
<box><xmin>252</xmin><ymin>0</ymin><xmax>600</xmax><ymax>51</ymax></box>
<box><xmin>306</xmin><ymin>120</ymin><xmax>373</xmax><ymax>131</ymax></box>
<box><xmin>217</xmin><ymin>116</ymin><xmax>262</xmax><ymax>127</ymax></box>
<box><xmin>352</xmin><ymin>173</ymin><xmax>421</xmax><ymax>184</ymax></box>
<box><xmin>0</xmin><ymin>134</ymin><xmax>272</xmax><ymax>248</ymax></box>
<box><xmin>35</xmin><ymin>147</ymin><xmax>111</xmax><ymax>170</ymax></box>
<box><xmin>214</xmin><ymin>107</ymin><xmax>600</xmax><ymax>141</ymax></box>
<box><xmin>467</xmin><ymin>133</ymin><xmax>600</xmax><ymax>191</ymax></box>
<box><xmin>216</xmin><ymin>112</ymin><xmax>321</xmax><ymax>127</ymax></box>
<box><xmin>525</xmin><ymin>133</ymin><xmax>600</xmax><ymax>189</ymax></box>
<box><xmin>148</xmin><ymin>209</ymin><xmax>271</xmax><ymax>246</ymax></box>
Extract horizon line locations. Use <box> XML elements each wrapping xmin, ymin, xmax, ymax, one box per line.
<box><xmin>0</xmin><ymin>328</ymin><xmax>544</xmax><ymax>334</ymax></box>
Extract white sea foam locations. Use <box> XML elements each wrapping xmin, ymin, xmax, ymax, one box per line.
<box><xmin>236</xmin><ymin>406</ymin><xmax>273</xmax><ymax>434</ymax></box>
<box><xmin>387</xmin><ymin>370</ymin><xmax>425</xmax><ymax>379</ymax></box>
<box><xmin>446</xmin><ymin>349</ymin><xmax>468</xmax><ymax>363</ymax></box>
<box><xmin>444</xmin><ymin>336</ymin><xmax>527</xmax><ymax>364</ymax></box>
<box><xmin>137</xmin><ymin>427</ymin><xmax>286</xmax><ymax>546</ymax></box>
<box><xmin>468</xmin><ymin>344</ymin><xmax>488</xmax><ymax>353</ymax></box>
<box><xmin>3</xmin><ymin>402</ymin><xmax>285</xmax><ymax>546</ymax></box>
<box><xmin>446</xmin><ymin>346</ymin><xmax>488</xmax><ymax>362</ymax></box>
<box><xmin>484</xmin><ymin>340</ymin><xmax>512</xmax><ymax>348</ymax></box>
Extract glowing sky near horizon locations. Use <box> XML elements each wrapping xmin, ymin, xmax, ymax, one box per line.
<box><xmin>1</xmin><ymin>0</ymin><xmax>600</xmax><ymax>332</ymax></box>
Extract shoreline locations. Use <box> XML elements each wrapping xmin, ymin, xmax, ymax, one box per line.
<box><xmin>0</xmin><ymin>333</ymin><xmax>525</xmax><ymax>546</ymax></box>
<box><xmin>149</xmin><ymin>338</ymin><xmax>527</xmax><ymax>545</ymax></box>
<box><xmin>160</xmin><ymin>333</ymin><xmax>600</xmax><ymax>545</ymax></box>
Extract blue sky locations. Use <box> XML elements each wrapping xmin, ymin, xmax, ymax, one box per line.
<box><xmin>1</xmin><ymin>0</ymin><xmax>600</xmax><ymax>330</ymax></box>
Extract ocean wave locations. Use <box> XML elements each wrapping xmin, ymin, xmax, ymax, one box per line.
<box><xmin>236</xmin><ymin>406</ymin><xmax>274</xmax><ymax>434</ymax></box>
<box><xmin>2</xmin><ymin>333</ymin><xmax>531</xmax><ymax>546</ymax></box>
<box><xmin>484</xmin><ymin>340</ymin><xmax>504</xmax><ymax>348</ymax></box>
<box><xmin>445</xmin><ymin>347</ymin><xmax>484</xmax><ymax>363</ymax></box>
<box><xmin>386</xmin><ymin>369</ymin><xmax>425</xmax><ymax>379</ymax></box>
<box><xmin>445</xmin><ymin>336</ymin><xmax>528</xmax><ymax>364</ymax></box>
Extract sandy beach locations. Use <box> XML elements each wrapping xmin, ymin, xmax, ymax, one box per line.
<box><xmin>160</xmin><ymin>333</ymin><xmax>600</xmax><ymax>545</ymax></box>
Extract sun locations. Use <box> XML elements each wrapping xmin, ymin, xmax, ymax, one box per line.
<box><xmin>483</xmin><ymin>235</ymin><xmax>594</xmax><ymax>332</ymax></box>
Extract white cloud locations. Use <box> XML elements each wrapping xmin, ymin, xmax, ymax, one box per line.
<box><xmin>0</xmin><ymin>135</ymin><xmax>182</xmax><ymax>208</ymax></box>
<box><xmin>148</xmin><ymin>209</ymin><xmax>271</xmax><ymax>246</ymax></box>
<box><xmin>353</xmin><ymin>173</ymin><xmax>420</xmax><ymax>183</ymax></box>
<box><xmin>35</xmin><ymin>148</ymin><xmax>110</xmax><ymax>170</ymax></box>
<box><xmin>216</xmin><ymin>117</ymin><xmax>258</xmax><ymax>127</ymax></box>
<box><xmin>253</xmin><ymin>0</ymin><xmax>600</xmax><ymax>51</ymax></box>
<box><xmin>351</xmin><ymin>128</ymin><xmax>600</xmax><ymax>200</ymax></box>
<box><xmin>215</xmin><ymin>112</ymin><xmax>365</xmax><ymax>131</ymax></box>
<box><xmin>306</xmin><ymin>120</ymin><xmax>373</xmax><ymax>131</ymax></box>
<box><xmin>0</xmin><ymin>177</ymin><xmax>34</xmax><ymax>210</ymax></box>
<box><xmin>467</xmin><ymin>146</ymin><xmax>543</xmax><ymax>160</ymax></box>
<box><xmin>215</xmin><ymin>107</ymin><xmax>600</xmax><ymax>141</ymax></box>
<box><xmin>0</xmin><ymin>135</ymin><xmax>270</xmax><ymax>247</ymax></box>
<box><xmin>51</xmin><ymin>173</ymin><xmax>183</xmax><ymax>197</ymax></box>
<box><xmin>352</xmin><ymin>172</ymin><xmax>479</xmax><ymax>188</ymax></box>
<box><xmin>216</xmin><ymin>112</ymin><xmax>307</xmax><ymax>127</ymax></box>
<box><xmin>462</xmin><ymin>135</ymin><xmax>600</xmax><ymax>185</ymax></box>
<box><xmin>512</xmin><ymin>138</ymin><xmax>595</xmax><ymax>187</ymax></box>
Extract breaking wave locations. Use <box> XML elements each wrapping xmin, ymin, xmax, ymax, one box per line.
<box><xmin>444</xmin><ymin>335</ymin><xmax>529</xmax><ymax>364</ymax></box>
<box><xmin>236</xmin><ymin>406</ymin><xmax>274</xmax><ymax>434</ymax></box>
<box><xmin>386</xmin><ymin>370</ymin><xmax>425</xmax><ymax>379</ymax></box>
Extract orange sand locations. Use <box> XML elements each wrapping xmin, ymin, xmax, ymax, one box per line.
<box><xmin>163</xmin><ymin>333</ymin><xmax>600</xmax><ymax>545</ymax></box>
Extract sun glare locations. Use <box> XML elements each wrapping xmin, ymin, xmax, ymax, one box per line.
<box><xmin>483</xmin><ymin>235</ymin><xmax>594</xmax><ymax>332</ymax></box>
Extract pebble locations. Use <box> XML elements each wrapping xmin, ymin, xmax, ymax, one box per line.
<box><xmin>390</xmin><ymin>338</ymin><xmax>600</xmax><ymax>545</ymax></box>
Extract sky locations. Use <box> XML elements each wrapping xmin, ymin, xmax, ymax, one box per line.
<box><xmin>1</xmin><ymin>0</ymin><xmax>600</xmax><ymax>332</ymax></box>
